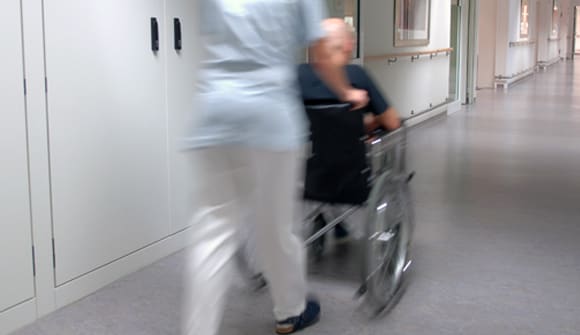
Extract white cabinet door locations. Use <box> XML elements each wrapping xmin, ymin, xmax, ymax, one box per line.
<box><xmin>165</xmin><ymin>0</ymin><xmax>200</xmax><ymax>232</ymax></box>
<box><xmin>43</xmin><ymin>0</ymin><xmax>171</xmax><ymax>285</ymax></box>
<box><xmin>0</xmin><ymin>0</ymin><xmax>35</xmax><ymax>312</ymax></box>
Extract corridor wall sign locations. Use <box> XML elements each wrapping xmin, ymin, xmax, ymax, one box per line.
<box><xmin>520</xmin><ymin>0</ymin><xmax>529</xmax><ymax>39</ymax></box>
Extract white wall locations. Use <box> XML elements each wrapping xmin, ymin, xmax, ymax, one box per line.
<box><xmin>537</xmin><ymin>0</ymin><xmax>550</xmax><ymax>61</ymax></box>
<box><xmin>537</xmin><ymin>0</ymin><xmax>566</xmax><ymax>62</ymax></box>
<box><xmin>559</xmin><ymin>0</ymin><xmax>574</xmax><ymax>59</ymax></box>
<box><xmin>561</xmin><ymin>0</ymin><xmax>580</xmax><ymax>60</ymax></box>
<box><xmin>362</xmin><ymin>0</ymin><xmax>451</xmax><ymax>118</ymax></box>
<box><xmin>477</xmin><ymin>0</ymin><xmax>498</xmax><ymax>88</ymax></box>
<box><xmin>0</xmin><ymin>0</ymin><xmax>36</xmax><ymax>316</ymax></box>
<box><xmin>461</xmin><ymin>0</ymin><xmax>478</xmax><ymax>103</ymax></box>
<box><xmin>476</xmin><ymin>0</ymin><xmax>570</xmax><ymax>87</ymax></box>
<box><xmin>494</xmin><ymin>0</ymin><xmax>537</xmax><ymax>78</ymax></box>
<box><xmin>505</xmin><ymin>0</ymin><xmax>537</xmax><ymax>75</ymax></box>
<box><xmin>0</xmin><ymin>1</ymin><xmax>198</xmax><ymax>334</ymax></box>
<box><xmin>567</xmin><ymin>7</ymin><xmax>580</xmax><ymax>58</ymax></box>
<box><xmin>570</xmin><ymin>1</ymin><xmax>580</xmax><ymax>54</ymax></box>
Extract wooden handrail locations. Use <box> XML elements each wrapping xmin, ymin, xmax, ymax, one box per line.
<box><xmin>509</xmin><ymin>40</ymin><xmax>536</xmax><ymax>47</ymax></box>
<box><xmin>364</xmin><ymin>48</ymin><xmax>454</xmax><ymax>62</ymax></box>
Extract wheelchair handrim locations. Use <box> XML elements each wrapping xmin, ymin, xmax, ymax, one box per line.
<box><xmin>364</xmin><ymin>174</ymin><xmax>409</xmax><ymax>309</ymax></box>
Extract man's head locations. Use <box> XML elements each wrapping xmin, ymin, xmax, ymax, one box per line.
<box><xmin>321</xmin><ymin>18</ymin><xmax>355</xmax><ymax>66</ymax></box>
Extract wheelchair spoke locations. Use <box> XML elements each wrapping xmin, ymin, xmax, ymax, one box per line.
<box><xmin>369</xmin><ymin>230</ymin><xmax>396</xmax><ymax>242</ymax></box>
<box><xmin>365</xmin><ymin>227</ymin><xmax>398</xmax><ymax>283</ymax></box>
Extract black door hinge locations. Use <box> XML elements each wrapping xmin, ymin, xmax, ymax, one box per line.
<box><xmin>52</xmin><ymin>238</ymin><xmax>56</xmax><ymax>269</ymax></box>
<box><xmin>32</xmin><ymin>245</ymin><xmax>36</xmax><ymax>276</ymax></box>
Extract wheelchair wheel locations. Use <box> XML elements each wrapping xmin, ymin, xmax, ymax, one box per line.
<box><xmin>362</xmin><ymin>173</ymin><xmax>413</xmax><ymax>313</ymax></box>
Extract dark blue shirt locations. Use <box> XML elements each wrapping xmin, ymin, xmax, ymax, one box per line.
<box><xmin>297</xmin><ymin>63</ymin><xmax>391</xmax><ymax>115</ymax></box>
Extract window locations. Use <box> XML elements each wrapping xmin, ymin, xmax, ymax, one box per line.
<box><xmin>552</xmin><ymin>0</ymin><xmax>560</xmax><ymax>38</ymax></box>
<box><xmin>520</xmin><ymin>0</ymin><xmax>529</xmax><ymax>39</ymax></box>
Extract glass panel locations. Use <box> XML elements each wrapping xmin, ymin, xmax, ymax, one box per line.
<box><xmin>552</xmin><ymin>0</ymin><xmax>560</xmax><ymax>38</ymax></box>
<box><xmin>576</xmin><ymin>7</ymin><xmax>580</xmax><ymax>54</ymax></box>
<box><xmin>449</xmin><ymin>4</ymin><xmax>461</xmax><ymax>100</ymax></box>
<box><xmin>297</xmin><ymin>48</ymin><xmax>308</xmax><ymax>63</ymax></box>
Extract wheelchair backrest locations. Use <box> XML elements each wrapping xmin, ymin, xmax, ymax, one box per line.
<box><xmin>303</xmin><ymin>102</ymin><xmax>370</xmax><ymax>205</ymax></box>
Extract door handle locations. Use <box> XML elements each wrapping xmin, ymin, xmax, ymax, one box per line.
<box><xmin>174</xmin><ymin>18</ymin><xmax>182</xmax><ymax>51</ymax></box>
<box><xmin>151</xmin><ymin>17</ymin><xmax>160</xmax><ymax>52</ymax></box>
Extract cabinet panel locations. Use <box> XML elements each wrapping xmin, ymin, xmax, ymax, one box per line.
<box><xmin>165</xmin><ymin>0</ymin><xmax>200</xmax><ymax>232</ymax></box>
<box><xmin>0</xmin><ymin>0</ymin><xmax>35</xmax><ymax>312</ymax></box>
<box><xmin>43</xmin><ymin>0</ymin><xmax>171</xmax><ymax>285</ymax></box>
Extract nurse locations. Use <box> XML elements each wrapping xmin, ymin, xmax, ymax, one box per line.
<box><xmin>182</xmin><ymin>1</ymin><xmax>369</xmax><ymax>334</ymax></box>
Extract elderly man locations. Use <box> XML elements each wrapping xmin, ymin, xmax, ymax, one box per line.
<box><xmin>299</xmin><ymin>18</ymin><xmax>400</xmax><ymax>133</ymax></box>
<box><xmin>183</xmin><ymin>2</ymin><xmax>369</xmax><ymax>335</ymax></box>
<box><xmin>298</xmin><ymin>18</ymin><xmax>401</xmax><ymax>248</ymax></box>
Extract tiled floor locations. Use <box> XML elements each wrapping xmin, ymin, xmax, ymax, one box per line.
<box><xmin>12</xmin><ymin>62</ymin><xmax>580</xmax><ymax>335</ymax></box>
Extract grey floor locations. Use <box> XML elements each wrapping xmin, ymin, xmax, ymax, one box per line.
<box><xmin>13</xmin><ymin>63</ymin><xmax>580</xmax><ymax>335</ymax></box>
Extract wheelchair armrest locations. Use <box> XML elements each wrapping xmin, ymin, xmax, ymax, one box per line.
<box><xmin>304</xmin><ymin>102</ymin><xmax>352</xmax><ymax>111</ymax></box>
<box><xmin>367</xmin><ymin>128</ymin><xmax>388</xmax><ymax>139</ymax></box>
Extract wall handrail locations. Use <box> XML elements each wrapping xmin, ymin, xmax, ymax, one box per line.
<box><xmin>509</xmin><ymin>40</ymin><xmax>536</xmax><ymax>47</ymax></box>
<box><xmin>364</xmin><ymin>48</ymin><xmax>453</xmax><ymax>62</ymax></box>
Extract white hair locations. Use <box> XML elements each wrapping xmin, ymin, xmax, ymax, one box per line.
<box><xmin>322</xmin><ymin>18</ymin><xmax>354</xmax><ymax>51</ymax></box>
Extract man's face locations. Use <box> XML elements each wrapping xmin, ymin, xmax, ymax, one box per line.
<box><xmin>339</xmin><ymin>36</ymin><xmax>355</xmax><ymax>65</ymax></box>
<box><xmin>345</xmin><ymin>36</ymin><xmax>355</xmax><ymax>59</ymax></box>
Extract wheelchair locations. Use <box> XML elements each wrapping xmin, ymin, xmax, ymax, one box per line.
<box><xmin>302</xmin><ymin>102</ymin><xmax>415</xmax><ymax>313</ymax></box>
<box><xmin>239</xmin><ymin>102</ymin><xmax>415</xmax><ymax>315</ymax></box>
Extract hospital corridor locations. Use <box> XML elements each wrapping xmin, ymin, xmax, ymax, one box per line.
<box><xmin>2</xmin><ymin>0</ymin><xmax>580</xmax><ymax>334</ymax></box>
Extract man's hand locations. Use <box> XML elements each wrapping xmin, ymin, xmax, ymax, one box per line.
<box><xmin>363</xmin><ymin>114</ymin><xmax>380</xmax><ymax>133</ymax></box>
<box><xmin>377</xmin><ymin>107</ymin><xmax>401</xmax><ymax>130</ymax></box>
<box><xmin>343</xmin><ymin>88</ymin><xmax>369</xmax><ymax>111</ymax></box>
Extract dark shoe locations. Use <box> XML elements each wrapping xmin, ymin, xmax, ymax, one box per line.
<box><xmin>334</xmin><ymin>222</ymin><xmax>350</xmax><ymax>244</ymax></box>
<box><xmin>276</xmin><ymin>298</ymin><xmax>321</xmax><ymax>334</ymax></box>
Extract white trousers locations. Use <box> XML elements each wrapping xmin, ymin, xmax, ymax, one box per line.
<box><xmin>183</xmin><ymin>147</ymin><xmax>308</xmax><ymax>335</ymax></box>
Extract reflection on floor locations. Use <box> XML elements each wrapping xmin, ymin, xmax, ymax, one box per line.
<box><xmin>12</xmin><ymin>62</ymin><xmax>580</xmax><ymax>335</ymax></box>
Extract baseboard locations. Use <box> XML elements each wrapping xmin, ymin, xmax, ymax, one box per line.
<box><xmin>54</xmin><ymin>227</ymin><xmax>193</xmax><ymax>310</ymax></box>
<box><xmin>405</xmin><ymin>102</ymin><xmax>448</xmax><ymax>127</ymax></box>
<box><xmin>0</xmin><ymin>299</ymin><xmax>36</xmax><ymax>335</ymax></box>
<box><xmin>494</xmin><ymin>67</ymin><xmax>535</xmax><ymax>90</ymax></box>
<box><xmin>446</xmin><ymin>100</ymin><xmax>462</xmax><ymax>115</ymax></box>
<box><xmin>537</xmin><ymin>57</ymin><xmax>560</xmax><ymax>71</ymax></box>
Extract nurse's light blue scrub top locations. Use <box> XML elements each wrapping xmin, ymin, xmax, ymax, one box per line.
<box><xmin>183</xmin><ymin>0</ymin><xmax>327</xmax><ymax>151</ymax></box>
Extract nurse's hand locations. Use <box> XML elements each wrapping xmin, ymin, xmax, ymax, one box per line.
<box><xmin>344</xmin><ymin>88</ymin><xmax>369</xmax><ymax>111</ymax></box>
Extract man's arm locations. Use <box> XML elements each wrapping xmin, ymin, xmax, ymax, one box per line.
<box><xmin>376</xmin><ymin>107</ymin><xmax>401</xmax><ymax>131</ymax></box>
<box><xmin>364</xmin><ymin>107</ymin><xmax>401</xmax><ymax>133</ymax></box>
<box><xmin>356</xmin><ymin>66</ymin><xmax>401</xmax><ymax>131</ymax></box>
<box><xmin>363</xmin><ymin>107</ymin><xmax>401</xmax><ymax>137</ymax></box>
